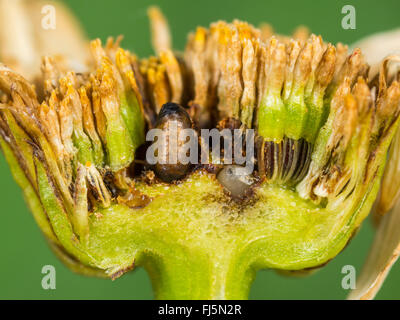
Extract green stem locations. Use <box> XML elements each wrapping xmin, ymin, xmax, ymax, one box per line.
<box><xmin>137</xmin><ymin>245</ymin><xmax>254</xmax><ymax>300</ymax></box>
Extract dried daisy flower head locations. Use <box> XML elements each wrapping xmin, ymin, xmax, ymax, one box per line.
<box><xmin>0</xmin><ymin>6</ymin><xmax>400</xmax><ymax>299</ymax></box>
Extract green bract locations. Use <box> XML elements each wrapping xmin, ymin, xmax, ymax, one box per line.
<box><xmin>1</xmin><ymin>12</ymin><xmax>400</xmax><ymax>299</ymax></box>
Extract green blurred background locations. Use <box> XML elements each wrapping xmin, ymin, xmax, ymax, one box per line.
<box><xmin>1</xmin><ymin>0</ymin><xmax>400</xmax><ymax>299</ymax></box>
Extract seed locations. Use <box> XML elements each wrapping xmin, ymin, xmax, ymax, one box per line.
<box><xmin>217</xmin><ymin>165</ymin><xmax>255</xmax><ymax>198</ymax></box>
<box><xmin>154</xmin><ymin>102</ymin><xmax>194</xmax><ymax>182</ymax></box>
<box><xmin>257</xmin><ymin>136</ymin><xmax>312</xmax><ymax>184</ymax></box>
